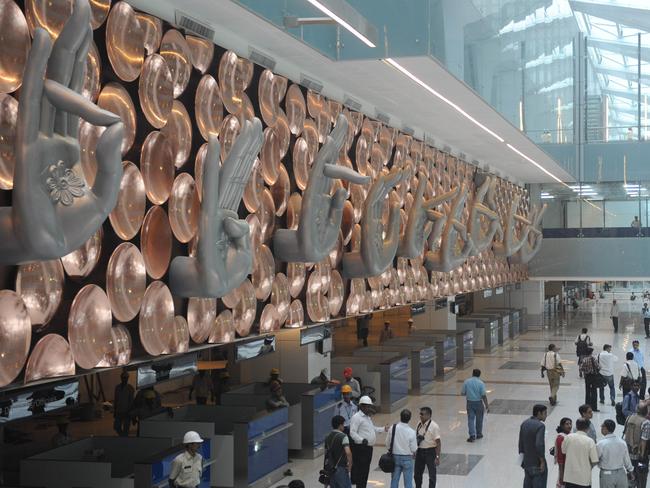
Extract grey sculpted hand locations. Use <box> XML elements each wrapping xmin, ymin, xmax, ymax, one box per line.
<box><xmin>511</xmin><ymin>203</ymin><xmax>546</xmax><ymax>264</ymax></box>
<box><xmin>425</xmin><ymin>184</ymin><xmax>475</xmax><ymax>272</ymax></box>
<box><xmin>492</xmin><ymin>194</ymin><xmax>529</xmax><ymax>257</ymax></box>
<box><xmin>342</xmin><ymin>167</ymin><xmax>405</xmax><ymax>278</ymax></box>
<box><xmin>467</xmin><ymin>173</ymin><xmax>502</xmax><ymax>255</ymax></box>
<box><xmin>169</xmin><ymin>119</ymin><xmax>263</xmax><ymax>298</ymax></box>
<box><xmin>0</xmin><ymin>0</ymin><xmax>124</xmax><ymax>264</ymax></box>
<box><xmin>274</xmin><ymin>114</ymin><xmax>369</xmax><ymax>262</ymax></box>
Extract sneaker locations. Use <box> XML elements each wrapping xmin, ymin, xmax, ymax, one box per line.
<box><xmin>611</xmin><ymin>401</ymin><xmax>616</xmax><ymax>406</ymax></box>
<box><xmin>467</xmin><ymin>436</ymin><xmax>475</xmax><ymax>443</ymax></box>
<box><xmin>476</xmin><ymin>434</ymin><xmax>484</xmax><ymax>439</ymax></box>
<box><xmin>599</xmin><ymin>400</ymin><xmax>604</xmax><ymax>404</ymax></box>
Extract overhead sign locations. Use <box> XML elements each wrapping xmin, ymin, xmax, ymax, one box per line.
<box><xmin>410</xmin><ymin>303</ymin><xmax>426</xmax><ymax>315</ymax></box>
<box><xmin>236</xmin><ymin>335</ymin><xmax>276</xmax><ymax>362</ymax></box>
<box><xmin>483</xmin><ymin>289</ymin><xmax>493</xmax><ymax>298</ymax></box>
<box><xmin>137</xmin><ymin>354</ymin><xmax>198</xmax><ymax>388</ymax></box>
<box><xmin>496</xmin><ymin>287</ymin><xmax>504</xmax><ymax>295</ymax></box>
<box><xmin>0</xmin><ymin>380</ymin><xmax>79</xmax><ymax>423</ymax></box>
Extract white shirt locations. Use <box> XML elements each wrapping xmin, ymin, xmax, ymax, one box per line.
<box><xmin>416</xmin><ymin>419</ymin><xmax>441</xmax><ymax>449</ymax></box>
<box><xmin>540</xmin><ymin>351</ymin><xmax>561</xmax><ymax>370</ymax></box>
<box><xmin>597</xmin><ymin>351</ymin><xmax>618</xmax><ymax>377</ymax></box>
<box><xmin>597</xmin><ymin>433</ymin><xmax>633</xmax><ymax>472</ymax></box>
<box><xmin>170</xmin><ymin>451</ymin><xmax>203</xmax><ymax>488</ymax></box>
<box><xmin>611</xmin><ymin>304</ymin><xmax>619</xmax><ymax>317</ymax></box>
<box><xmin>561</xmin><ymin>431</ymin><xmax>599</xmax><ymax>486</ymax></box>
<box><xmin>349</xmin><ymin>410</ymin><xmax>385</xmax><ymax>446</ymax></box>
<box><xmin>385</xmin><ymin>422</ymin><xmax>417</xmax><ymax>456</ymax></box>
<box><xmin>622</xmin><ymin>360</ymin><xmax>641</xmax><ymax>380</ymax></box>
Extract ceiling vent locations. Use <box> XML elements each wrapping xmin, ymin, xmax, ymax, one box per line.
<box><xmin>375</xmin><ymin>110</ymin><xmax>390</xmax><ymax>124</ymax></box>
<box><xmin>300</xmin><ymin>74</ymin><xmax>323</xmax><ymax>93</ymax></box>
<box><xmin>249</xmin><ymin>48</ymin><xmax>276</xmax><ymax>71</ymax></box>
<box><xmin>175</xmin><ymin>11</ymin><xmax>215</xmax><ymax>40</ymax></box>
<box><xmin>343</xmin><ymin>96</ymin><xmax>362</xmax><ymax>112</ymax></box>
<box><xmin>402</xmin><ymin>125</ymin><xmax>415</xmax><ymax>136</ymax></box>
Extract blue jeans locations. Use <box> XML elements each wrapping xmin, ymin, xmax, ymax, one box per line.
<box><xmin>391</xmin><ymin>454</ymin><xmax>414</xmax><ymax>488</ymax></box>
<box><xmin>467</xmin><ymin>401</ymin><xmax>484</xmax><ymax>438</ymax></box>
<box><xmin>522</xmin><ymin>465</ymin><xmax>547</xmax><ymax>488</ymax></box>
<box><xmin>599</xmin><ymin>374</ymin><xmax>616</xmax><ymax>403</ymax></box>
<box><xmin>330</xmin><ymin>465</ymin><xmax>352</xmax><ymax>488</ymax></box>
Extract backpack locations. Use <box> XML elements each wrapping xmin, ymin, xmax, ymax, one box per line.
<box><xmin>576</xmin><ymin>335</ymin><xmax>590</xmax><ymax>357</ymax></box>
<box><xmin>615</xmin><ymin>402</ymin><xmax>626</xmax><ymax>425</ymax></box>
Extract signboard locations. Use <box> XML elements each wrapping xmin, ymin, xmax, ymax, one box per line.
<box><xmin>0</xmin><ymin>380</ymin><xmax>79</xmax><ymax>423</ymax></box>
<box><xmin>137</xmin><ymin>354</ymin><xmax>198</xmax><ymax>388</ymax></box>
<box><xmin>235</xmin><ymin>335</ymin><xmax>276</xmax><ymax>362</ymax></box>
<box><xmin>483</xmin><ymin>289</ymin><xmax>493</xmax><ymax>298</ymax></box>
<box><xmin>495</xmin><ymin>287</ymin><xmax>504</xmax><ymax>295</ymax></box>
<box><xmin>410</xmin><ymin>303</ymin><xmax>426</xmax><ymax>315</ymax></box>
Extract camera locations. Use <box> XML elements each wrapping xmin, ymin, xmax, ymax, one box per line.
<box><xmin>417</xmin><ymin>434</ymin><xmax>425</xmax><ymax>445</ymax></box>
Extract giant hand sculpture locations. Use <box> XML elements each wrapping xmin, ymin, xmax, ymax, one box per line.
<box><xmin>169</xmin><ymin>119</ymin><xmax>263</xmax><ymax>298</ymax></box>
<box><xmin>511</xmin><ymin>203</ymin><xmax>546</xmax><ymax>264</ymax></box>
<box><xmin>467</xmin><ymin>173</ymin><xmax>502</xmax><ymax>255</ymax></box>
<box><xmin>425</xmin><ymin>184</ymin><xmax>475</xmax><ymax>272</ymax></box>
<box><xmin>342</xmin><ymin>167</ymin><xmax>405</xmax><ymax>278</ymax></box>
<box><xmin>273</xmin><ymin>114</ymin><xmax>369</xmax><ymax>262</ymax></box>
<box><xmin>492</xmin><ymin>194</ymin><xmax>530</xmax><ymax>257</ymax></box>
<box><xmin>0</xmin><ymin>0</ymin><xmax>124</xmax><ymax>264</ymax></box>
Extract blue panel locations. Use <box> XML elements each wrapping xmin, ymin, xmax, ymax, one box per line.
<box><xmin>248</xmin><ymin>408</ymin><xmax>288</xmax><ymax>439</ymax></box>
<box><xmin>419</xmin><ymin>347</ymin><xmax>436</xmax><ymax>388</ymax></box>
<box><xmin>247</xmin><ymin>427</ymin><xmax>289</xmax><ymax>484</ymax></box>
<box><xmin>389</xmin><ymin>357</ymin><xmax>409</xmax><ymax>405</ymax></box>
<box><xmin>313</xmin><ymin>402</ymin><xmax>338</xmax><ymax>448</ymax></box>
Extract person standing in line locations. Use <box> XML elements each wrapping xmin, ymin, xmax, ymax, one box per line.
<box><xmin>189</xmin><ymin>370</ymin><xmax>213</xmax><ymax>405</ymax></box>
<box><xmin>597</xmin><ymin>419</ymin><xmax>634</xmax><ymax>488</ymax></box>
<box><xmin>630</xmin><ymin>340</ymin><xmax>646</xmax><ymax>399</ymax></box>
<box><xmin>169</xmin><ymin>431</ymin><xmax>204</xmax><ymax>488</ymax></box>
<box><xmin>357</xmin><ymin>314</ymin><xmax>370</xmax><ymax>347</ymax></box>
<box><xmin>385</xmin><ymin>409</ymin><xmax>418</xmax><ymax>488</ymax></box>
<box><xmin>518</xmin><ymin>404</ymin><xmax>548</xmax><ymax>488</ymax></box>
<box><xmin>622</xmin><ymin>382</ymin><xmax>641</xmax><ymax>419</ymax></box>
<box><xmin>349</xmin><ymin>396</ymin><xmax>389</xmax><ymax>488</ymax></box>
<box><xmin>623</xmin><ymin>403</ymin><xmax>650</xmax><ymax>488</ymax></box>
<box><xmin>460</xmin><ymin>369</ymin><xmax>489</xmax><ymax>442</ymax></box>
<box><xmin>336</xmin><ymin>385</ymin><xmax>358</xmax><ymax>435</ymax></box>
<box><xmin>325</xmin><ymin>415</ymin><xmax>353</xmax><ymax>488</ymax></box>
<box><xmin>561</xmin><ymin>418</ymin><xmax>599</xmax><ymax>488</ymax></box>
<box><xmin>575</xmin><ymin>328</ymin><xmax>592</xmax><ymax>378</ymax></box>
<box><xmin>553</xmin><ymin>418</ymin><xmax>572</xmax><ymax>488</ymax></box>
<box><xmin>266</xmin><ymin>381</ymin><xmax>290</xmax><ymax>411</ymax></box>
<box><xmin>620</xmin><ymin>352</ymin><xmax>641</xmax><ymax>397</ymax></box>
<box><xmin>113</xmin><ymin>370</ymin><xmax>134</xmax><ymax>437</ymax></box>
<box><xmin>643</xmin><ymin>303</ymin><xmax>650</xmax><ymax>338</ymax></box>
<box><xmin>598</xmin><ymin>345</ymin><xmax>618</xmax><ymax>407</ymax></box>
<box><xmin>579</xmin><ymin>348</ymin><xmax>601</xmax><ymax>412</ymax></box>
<box><xmin>414</xmin><ymin>406</ymin><xmax>441</xmax><ymax>488</ymax></box>
<box><xmin>574</xmin><ymin>404</ymin><xmax>598</xmax><ymax>443</ymax></box>
<box><xmin>610</xmin><ymin>300</ymin><xmax>620</xmax><ymax>333</ymax></box>
<box><xmin>342</xmin><ymin>368</ymin><xmax>361</xmax><ymax>400</ymax></box>
<box><xmin>379</xmin><ymin>321</ymin><xmax>394</xmax><ymax>344</ymax></box>
<box><xmin>541</xmin><ymin>344</ymin><xmax>565</xmax><ymax>406</ymax></box>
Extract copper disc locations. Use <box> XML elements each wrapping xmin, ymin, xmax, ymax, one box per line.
<box><xmin>286</xmin><ymin>84</ymin><xmax>305</xmax><ymax>136</ymax></box>
<box><xmin>260</xmin><ymin>303</ymin><xmax>280</xmax><ymax>333</ymax></box>
<box><xmin>286</xmin><ymin>300</ymin><xmax>304</xmax><ymax>328</ymax></box>
<box><xmin>306</xmin><ymin>90</ymin><xmax>325</xmax><ymax>118</ymax></box>
<box><xmin>25</xmin><ymin>0</ymin><xmax>71</xmax><ymax>37</ymax></box>
<box><xmin>139</xmin><ymin>281</ymin><xmax>174</xmax><ymax>356</ymax></box>
<box><xmin>210</xmin><ymin>309</ymin><xmax>235</xmax><ymax>344</ymax></box>
<box><xmin>246</xmin><ymin>214</ymin><xmax>261</xmax><ymax>255</ymax></box>
<box><xmin>161</xmin><ymin>100</ymin><xmax>192</xmax><ymax>168</ymax></box>
<box><xmin>61</xmin><ymin>226</ymin><xmax>103</xmax><ymax>278</ymax></box>
<box><xmin>0</xmin><ymin>290</ymin><xmax>30</xmax><ymax>386</ymax></box>
<box><xmin>186</xmin><ymin>35</ymin><xmax>214</xmax><ymax>73</ymax></box>
<box><xmin>15</xmin><ymin>259</ymin><xmax>64</xmax><ymax>327</ymax></box>
<box><xmin>135</xmin><ymin>12</ymin><xmax>162</xmax><ymax>54</ymax></box>
<box><xmin>106</xmin><ymin>242</ymin><xmax>146</xmax><ymax>322</ymax></box>
<box><xmin>170</xmin><ymin>316</ymin><xmax>189</xmax><ymax>353</ymax></box>
<box><xmin>168</xmin><ymin>173</ymin><xmax>200</xmax><ymax>243</ymax></box>
<box><xmin>256</xmin><ymin>188</ymin><xmax>276</xmax><ymax>243</ymax></box>
<box><xmin>221</xmin><ymin>285</ymin><xmax>240</xmax><ymax>310</ymax></box>
<box><xmin>243</xmin><ymin>158</ymin><xmax>263</xmax><ymax>212</ymax></box>
<box><xmin>306</xmin><ymin>272</ymin><xmax>330</xmax><ymax>323</ymax></box>
<box><xmin>328</xmin><ymin>269</ymin><xmax>344</xmax><ymax>316</ymax></box>
<box><xmin>139</xmin><ymin>53</ymin><xmax>173</xmax><ymax>129</ymax></box>
<box><xmin>287</xmin><ymin>262</ymin><xmax>306</xmax><ymax>298</ymax></box>
<box><xmin>286</xmin><ymin>193</ymin><xmax>302</xmax><ymax>230</ymax></box>
<box><xmin>160</xmin><ymin>29</ymin><xmax>192</xmax><ymax>97</ymax></box>
<box><xmin>233</xmin><ymin>279</ymin><xmax>256</xmax><ymax>337</ymax></box>
<box><xmin>141</xmin><ymin>205</ymin><xmax>172</xmax><ymax>279</ymax></box>
<box><xmin>105</xmin><ymin>1</ymin><xmax>144</xmax><ymax>82</ymax></box>
<box><xmin>0</xmin><ymin>93</ymin><xmax>17</xmax><ymax>189</ymax></box>
<box><xmin>0</xmin><ymin>0</ymin><xmax>30</xmax><ymax>94</ymax></box>
<box><xmin>99</xmin><ymin>324</ymin><xmax>132</xmax><ymax>367</ymax></box>
<box><xmin>316</xmin><ymin>110</ymin><xmax>331</xmax><ymax>144</ymax></box>
<box><xmin>196</xmin><ymin>74</ymin><xmax>224</xmax><ymax>141</ymax></box>
<box><xmin>68</xmin><ymin>285</ymin><xmax>112</xmax><ymax>369</ymax></box>
<box><xmin>187</xmin><ymin>297</ymin><xmax>216</xmax><ymax>344</ymax></box>
<box><xmin>271</xmin><ymin>273</ymin><xmax>290</xmax><ymax>324</ymax></box>
<box><xmin>293</xmin><ymin>137</ymin><xmax>310</xmax><ymax>191</ymax></box>
<box><xmin>303</xmin><ymin>119</ymin><xmax>319</xmax><ymax>163</ymax></box>
<box><xmin>275</xmin><ymin>111</ymin><xmax>291</xmax><ymax>158</ymax></box>
<box><xmin>259</xmin><ymin>69</ymin><xmax>279</xmax><ymax>127</ymax></box>
<box><xmin>194</xmin><ymin>143</ymin><xmax>208</xmax><ymax>200</ymax></box>
<box><xmin>109</xmin><ymin>161</ymin><xmax>146</xmax><ymax>240</ymax></box>
<box><xmin>97</xmin><ymin>82</ymin><xmax>136</xmax><ymax>155</ymax></box>
<box><xmin>271</xmin><ymin>164</ymin><xmax>290</xmax><ymax>216</ymax></box>
<box><xmin>82</xmin><ymin>41</ymin><xmax>101</xmax><ymax>102</ymax></box>
<box><xmin>261</xmin><ymin>127</ymin><xmax>281</xmax><ymax>185</ymax></box>
<box><xmin>24</xmin><ymin>334</ymin><xmax>75</xmax><ymax>383</ymax></box>
<box><xmin>141</xmin><ymin>131</ymin><xmax>174</xmax><ymax>204</ymax></box>
<box><xmin>252</xmin><ymin>244</ymin><xmax>275</xmax><ymax>301</ymax></box>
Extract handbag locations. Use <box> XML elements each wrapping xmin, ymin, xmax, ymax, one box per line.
<box><xmin>378</xmin><ymin>424</ymin><xmax>396</xmax><ymax>473</ymax></box>
<box><xmin>620</xmin><ymin>364</ymin><xmax>635</xmax><ymax>391</ymax></box>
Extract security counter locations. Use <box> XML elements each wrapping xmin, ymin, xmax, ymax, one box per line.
<box><xmin>375</xmin><ymin>340</ymin><xmax>437</xmax><ymax>394</ymax></box>
<box><xmin>380</xmin><ymin>332</ymin><xmax>456</xmax><ymax>380</ymax></box>
<box><xmin>484</xmin><ymin>308</ymin><xmax>521</xmax><ymax>339</ymax></box>
<box><xmin>469</xmin><ymin>312</ymin><xmax>509</xmax><ymax>346</ymax></box>
<box><xmin>139</xmin><ymin>405</ymin><xmax>289</xmax><ymax>488</ymax></box>
<box><xmin>457</xmin><ymin>316</ymin><xmax>498</xmax><ymax>353</ymax></box>
<box><xmin>412</xmin><ymin>329</ymin><xmax>474</xmax><ymax>369</ymax></box>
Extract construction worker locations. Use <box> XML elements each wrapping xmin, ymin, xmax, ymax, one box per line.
<box><xmin>336</xmin><ymin>384</ymin><xmax>358</xmax><ymax>435</ymax></box>
<box><xmin>169</xmin><ymin>431</ymin><xmax>204</xmax><ymax>488</ymax></box>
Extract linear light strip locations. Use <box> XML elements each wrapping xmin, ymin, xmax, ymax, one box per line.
<box><xmin>506</xmin><ymin>143</ymin><xmax>567</xmax><ymax>186</ymax></box>
<box><xmin>305</xmin><ymin>0</ymin><xmax>376</xmax><ymax>47</ymax></box>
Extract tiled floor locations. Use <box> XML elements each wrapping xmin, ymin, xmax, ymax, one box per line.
<box><xmin>273</xmin><ymin>299</ymin><xmax>647</xmax><ymax>487</ymax></box>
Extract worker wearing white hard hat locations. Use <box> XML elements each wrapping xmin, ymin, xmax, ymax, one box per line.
<box><xmin>169</xmin><ymin>431</ymin><xmax>204</xmax><ymax>488</ymax></box>
<box><xmin>349</xmin><ymin>396</ymin><xmax>389</xmax><ymax>488</ymax></box>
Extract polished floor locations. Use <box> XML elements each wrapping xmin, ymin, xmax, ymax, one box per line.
<box><xmin>274</xmin><ymin>298</ymin><xmax>647</xmax><ymax>488</ymax></box>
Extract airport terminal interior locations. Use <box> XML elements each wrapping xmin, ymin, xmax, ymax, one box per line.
<box><xmin>2</xmin><ymin>0</ymin><xmax>650</xmax><ymax>487</ymax></box>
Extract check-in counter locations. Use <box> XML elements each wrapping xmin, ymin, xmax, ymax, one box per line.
<box><xmin>470</xmin><ymin>312</ymin><xmax>509</xmax><ymax>346</ymax></box>
<box><xmin>379</xmin><ymin>339</ymin><xmax>436</xmax><ymax>394</ymax></box>
<box><xmin>380</xmin><ymin>332</ymin><xmax>456</xmax><ymax>380</ymax></box>
<box><xmin>485</xmin><ymin>308</ymin><xmax>521</xmax><ymax>339</ymax></box>
<box><xmin>457</xmin><ymin>316</ymin><xmax>498</xmax><ymax>353</ymax></box>
<box><xmin>140</xmin><ymin>405</ymin><xmax>289</xmax><ymax>488</ymax></box>
<box><xmin>19</xmin><ymin>436</ymin><xmax>203</xmax><ymax>488</ymax></box>
<box><xmin>331</xmin><ymin>355</ymin><xmax>409</xmax><ymax>413</ymax></box>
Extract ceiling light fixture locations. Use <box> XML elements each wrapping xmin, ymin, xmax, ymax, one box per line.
<box><xmin>305</xmin><ymin>0</ymin><xmax>377</xmax><ymax>47</ymax></box>
<box><xmin>506</xmin><ymin>143</ymin><xmax>568</xmax><ymax>185</ymax></box>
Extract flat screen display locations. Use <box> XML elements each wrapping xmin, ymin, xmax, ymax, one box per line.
<box><xmin>137</xmin><ymin>354</ymin><xmax>198</xmax><ymax>388</ymax></box>
<box><xmin>0</xmin><ymin>380</ymin><xmax>79</xmax><ymax>423</ymax></box>
<box><xmin>300</xmin><ymin>325</ymin><xmax>331</xmax><ymax>346</ymax></box>
<box><xmin>236</xmin><ymin>336</ymin><xmax>276</xmax><ymax>361</ymax></box>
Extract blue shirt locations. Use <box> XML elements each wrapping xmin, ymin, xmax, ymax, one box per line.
<box><xmin>461</xmin><ymin>376</ymin><xmax>486</xmax><ymax>402</ymax></box>
<box><xmin>631</xmin><ymin>348</ymin><xmax>645</xmax><ymax>369</ymax></box>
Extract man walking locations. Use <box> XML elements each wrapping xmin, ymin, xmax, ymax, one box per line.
<box><xmin>414</xmin><ymin>406</ymin><xmax>441</xmax><ymax>488</ymax></box>
<box><xmin>385</xmin><ymin>409</ymin><xmax>417</xmax><ymax>488</ymax></box>
<box><xmin>621</xmin><ymin>352</ymin><xmax>641</xmax><ymax>397</ymax></box>
<box><xmin>610</xmin><ymin>300</ymin><xmax>620</xmax><ymax>333</ymax></box>
<box><xmin>336</xmin><ymin>385</ymin><xmax>358</xmax><ymax>435</ymax></box>
<box><xmin>598</xmin><ymin>345</ymin><xmax>618</xmax><ymax>407</ymax></box>
<box><xmin>461</xmin><ymin>369</ymin><xmax>489</xmax><ymax>442</ymax></box>
<box><xmin>113</xmin><ymin>371</ymin><xmax>134</xmax><ymax>437</ymax></box>
<box><xmin>579</xmin><ymin>348</ymin><xmax>601</xmax><ymax>412</ymax></box>
<box><xmin>518</xmin><ymin>404</ymin><xmax>548</xmax><ymax>488</ymax></box>
<box><xmin>643</xmin><ymin>303</ymin><xmax>650</xmax><ymax>338</ymax></box>
<box><xmin>541</xmin><ymin>344</ymin><xmax>565</xmax><ymax>406</ymax></box>
<box><xmin>597</xmin><ymin>419</ymin><xmax>634</xmax><ymax>488</ymax></box>
<box><xmin>561</xmin><ymin>418</ymin><xmax>599</xmax><ymax>488</ymax></box>
<box><xmin>630</xmin><ymin>340</ymin><xmax>646</xmax><ymax>399</ymax></box>
<box><xmin>349</xmin><ymin>396</ymin><xmax>388</xmax><ymax>488</ymax></box>
<box><xmin>325</xmin><ymin>415</ymin><xmax>353</xmax><ymax>488</ymax></box>
<box><xmin>622</xmin><ymin>382</ymin><xmax>641</xmax><ymax>419</ymax></box>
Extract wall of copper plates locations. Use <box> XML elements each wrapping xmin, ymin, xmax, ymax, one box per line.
<box><xmin>0</xmin><ymin>0</ymin><xmax>529</xmax><ymax>387</ymax></box>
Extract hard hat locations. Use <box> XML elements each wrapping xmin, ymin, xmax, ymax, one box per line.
<box><xmin>407</xmin><ymin>318</ymin><xmax>414</xmax><ymax>323</ymax></box>
<box><xmin>183</xmin><ymin>431</ymin><xmax>204</xmax><ymax>444</ymax></box>
<box><xmin>343</xmin><ymin>367</ymin><xmax>353</xmax><ymax>376</ymax></box>
<box><xmin>359</xmin><ymin>396</ymin><xmax>373</xmax><ymax>405</ymax></box>
<box><xmin>341</xmin><ymin>385</ymin><xmax>353</xmax><ymax>393</ymax></box>
<box><xmin>270</xmin><ymin>368</ymin><xmax>280</xmax><ymax>375</ymax></box>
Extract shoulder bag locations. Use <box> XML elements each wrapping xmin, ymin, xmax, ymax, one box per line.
<box><xmin>378</xmin><ymin>424</ymin><xmax>396</xmax><ymax>473</ymax></box>
<box><xmin>319</xmin><ymin>432</ymin><xmax>345</xmax><ymax>485</ymax></box>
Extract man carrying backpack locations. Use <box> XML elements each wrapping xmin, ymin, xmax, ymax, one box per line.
<box><xmin>324</xmin><ymin>415</ymin><xmax>353</xmax><ymax>488</ymax></box>
<box><xmin>624</xmin><ymin>403</ymin><xmax>650</xmax><ymax>488</ymax></box>
<box><xmin>575</xmin><ymin>328</ymin><xmax>592</xmax><ymax>378</ymax></box>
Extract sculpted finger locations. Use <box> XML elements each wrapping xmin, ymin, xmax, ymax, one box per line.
<box><xmin>202</xmin><ymin>135</ymin><xmax>222</xmax><ymax>214</ymax></box>
<box><xmin>330</xmin><ymin>114</ymin><xmax>348</xmax><ymax>148</ymax></box>
<box><xmin>44</xmin><ymin>80</ymin><xmax>120</xmax><ymax>126</ymax></box>
<box><xmin>91</xmin><ymin>122</ymin><xmax>124</xmax><ymax>213</ymax></box>
<box><xmin>328</xmin><ymin>188</ymin><xmax>347</xmax><ymax>222</ymax></box>
<box><xmin>223</xmin><ymin>217</ymin><xmax>249</xmax><ymax>240</ymax></box>
<box><xmin>323</xmin><ymin>163</ymin><xmax>370</xmax><ymax>184</ymax></box>
<box><xmin>66</xmin><ymin>27</ymin><xmax>93</xmax><ymax>138</ymax></box>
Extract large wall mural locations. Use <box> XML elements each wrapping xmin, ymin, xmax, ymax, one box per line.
<box><xmin>0</xmin><ymin>0</ymin><xmax>544</xmax><ymax>387</ymax></box>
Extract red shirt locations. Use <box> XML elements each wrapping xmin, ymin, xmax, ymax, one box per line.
<box><xmin>555</xmin><ymin>433</ymin><xmax>567</xmax><ymax>464</ymax></box>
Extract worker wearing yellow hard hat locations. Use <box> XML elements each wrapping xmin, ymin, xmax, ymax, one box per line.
<box><xmin>336</xmin><ymin>382</ymin><xmax>358</xmax><ymax>435</ymax></box>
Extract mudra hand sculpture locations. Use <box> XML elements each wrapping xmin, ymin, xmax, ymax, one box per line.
<box><xmin>511</xmin><ymin>203</ymin><xmax>546</xmax><ymax>264</ymax></box>
<box><xmin>342</xmin><ymin>167</ymin><xmax>405</xmax><ymax>278</ymax></box>
<box><xmin>273</xmin><ymin>114</ymin><xmax>369</xmax><ymax>262</ymax></box>
<box><xmin>493</xmin><ymin>194</ymin><xmax>530</xmax><ymax>257</ymax></box>
<box><xmin>169</xmin><ymin>119</ymin><xmax>263</xmax><ymax>298</ymax></box>
<box><xmin>467</xmin><ymin>173</ymin><xmax>502</xmax><ymax>255</ymax></box>
<box><xmin>0</xmin><ymin>0</ymin><xmax>124</xmax><ymax>264</ymax></box>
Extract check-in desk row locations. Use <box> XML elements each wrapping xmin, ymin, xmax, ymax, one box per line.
<box><xmin>457</xmin><ymin>308</ymin><xmax>526</xmax><ymax>353</ymax></box>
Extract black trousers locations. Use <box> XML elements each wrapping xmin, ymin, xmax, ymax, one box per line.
<box><xmin>414</xmin><ymin>448</ymin><xmax>437</xmax><ymax>488</ymax></box>
<box><xmin>584</xmin><ymin>373</ymin><xmax>599</xmax><ymax>411</ymax></box>
<box><xmin>351</xmin><ymin>444</ymin><xmax>373</xmax><ymax>488</ymax></box>
<box><xmin>612</xmin><ymin>316</ymin><xmax>619</xmax><ymax>332</ymax></box>
<box><xmin>645</xmin><ymin>317</ymin><xmax>650</xmax><ymax>337</ymax></box>
<box><xmin>641</xmin><ymin>368</ymin><xmax>647</xmax><ymax>399</ymax></box>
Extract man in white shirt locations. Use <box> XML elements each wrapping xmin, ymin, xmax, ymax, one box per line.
<box><xmin>169</xmin><ymin>431</ymin><xmax>204</xmax><ymax>488</ymax></box>
<box><xmin>597</xmin><ymin>344</ymin><xmax>618</xmax><ymax>406</ymax></box>
<box><xmin>610</xmin><ymin>300</ymin><xmax>620</xmax><ymax>333</ymax></box>
<box><xmin>414</xmin><ymin>406</ymin><xmax>441</xmax><ymax>488</ymax></box>
<box><xmin>561</xmin><ymin>418</ymin><xmax>599</xmax><ymax>487</ymax></box>
<box><xmin>621</xmin><ymin>352</ymin><xmax>641</xmax><ymax>397</ymax></box>
<box><xmin>349</xmin><ymin>396</ymin><xmax>388</xmax><ymax>488</ymax></box>
<box><xmin>385</xmin><ymin>409</ymin><xmax>418</xmax><ymax>488</ymax></box>
<box><xmin>597</xmin><ymin>419</ymin><xmax>634</xmax><ymax>488</ymax></box>
<box><xmin>541</xmin><ymin>344</ymin><xmax>565</xmax><ymax>406</ymax></box>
